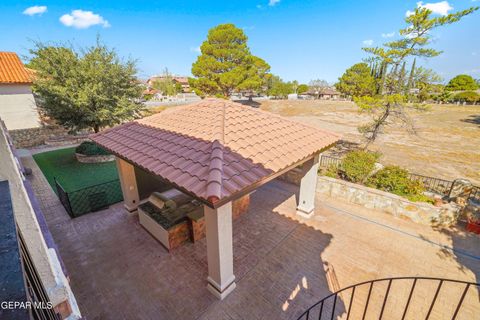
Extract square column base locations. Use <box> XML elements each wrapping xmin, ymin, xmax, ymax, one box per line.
<box><xmin>124</xmin><ymin>203</ymin><xmax>138</xmax><ymax>212</ymax></box>
<box><xmin>207</xmin><ymin>277</ymin><xmax>236</xmax><ymax>300</ymax></box>
<box><xmin>296</xmin><ymin>206</ymin><xmax>314</xmax><ymax>219</ymax></box>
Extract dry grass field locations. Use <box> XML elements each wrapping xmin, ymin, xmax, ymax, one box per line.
<box><xmin>260</xmin><ymin>100</ymin><xmax>480</xmax><ymax>185</ymax></box>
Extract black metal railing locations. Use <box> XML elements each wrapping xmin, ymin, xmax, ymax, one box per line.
<box><xmin>319</xmin><ymin>155</ymin><xmax>342</xmax><ymax>169</ymax></box>
<box><xmin>297</xmin><ymin>277</ymin><xmax>480</xmax><ymax>320</ymax></box>
<box><xmin>408</xmin><ymin>173</ymin><xmax>454</xmax><ymax>195</ymax></box>
<box><xmin>18</xmin><ymin>231</ymin><xmax>62</xmax><ymax>320</ymax></box>
<box><xmin>54</xmin><ymin>178</ymin><xmax>123</xmax><ymax>218</ymax></box>
<box><xmin>468</xmin><ymin>186</ymin><xmax>480</xmax><ymax>203</ymax></box>
<box><xmin>54</xmin><ymin>178</ymin><xmax>73</xmax><ymax>216</ymax></box>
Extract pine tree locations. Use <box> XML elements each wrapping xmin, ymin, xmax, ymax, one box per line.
<box><xmin>398</xmin><ymin>61</ymin><xmax>406</xmax><ymax>93</ymax></box>
<box><xmin>380</xmin><ymin>62</ymin><xmax>388</xmax><ymax>95</ymax></box>
<box><xmin>406</xmin><ymin>58</ymin><xmax>416</xmax><ymax>94</ymax></box>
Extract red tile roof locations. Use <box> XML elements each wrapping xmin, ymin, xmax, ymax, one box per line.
<box><xmin>0</xmin><ymin>52</ymin><xmax>32</xmax><ymax>84</ymax></box>
<box><xmin>91</xmin><ymin>99</ymin><xmax>340</xmax><ymax>205</ymax></box>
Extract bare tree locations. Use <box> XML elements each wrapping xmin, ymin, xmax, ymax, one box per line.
<box><xmin>308</xmin><ymin>79</ymin><xmax>329</xmax><ymax>99</ymax></box>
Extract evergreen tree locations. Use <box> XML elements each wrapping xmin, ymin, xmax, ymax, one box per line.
<box><xmin>357</xmin><ymin>5</ymin><xmax>477</xmax><ymax>144</ymax></box>
<box><xmin>445</xmin><ymin>74</ymin><xmax>479</xmax><ymax>91</ymax></box>
<box><xmin>406</xmin><ymin>58</ymin><xmax>416</xmax><ymax>94</ymax></box>
<box><xmin>379</xmin><ymin>62</ymin><xmax>388</xmax><ymax>95</ymax></box>
<box><xmin>336</xmin><ymin>63</ymin><xmax>376</xmax><ymax>97</ymax></box>
<box><xmin>29</xmin><ymin>40</ymin><xmax>143</xmax><ymax>133</ymax></box>
<box><xmin>190</xmin><ymin>23</ymin><xmax>270</xmax><ymax>97</ymax></box>
<box><xmin>398</xmin><ymin>61</ymin><xmax>406</xmax><ymax>93</ymax></box>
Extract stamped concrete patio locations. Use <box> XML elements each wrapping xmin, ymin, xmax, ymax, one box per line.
<box><xmin>23</xmin><ymin>154</ymin><xmax>480</xmax><ymax>320</ymax></box>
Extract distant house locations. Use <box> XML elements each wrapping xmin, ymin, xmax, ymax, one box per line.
<box><xmin>147</xmin><ymin>75</ymin><xmax>191</xmax><ymax>93</ymax></box>
<box><xmin>306</xmin><ymin>87</ymin><xmax>343</xmax><ymax>100</ymax></box>
<box><xmin>0</xmin><ymin>52</ymin><xmax>41</xmax><ymax>130</ymax></box>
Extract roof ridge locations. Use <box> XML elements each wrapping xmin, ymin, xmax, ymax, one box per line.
<box><xmin>206</xmin><ymin>140</ymin><xmax>224</xmax><ymax>203</ymax></box>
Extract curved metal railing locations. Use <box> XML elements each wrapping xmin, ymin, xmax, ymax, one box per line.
<box><xmin>297</xmin><ymin>277</ymin><xmax>480</xmax><ymax>320</ymax></box>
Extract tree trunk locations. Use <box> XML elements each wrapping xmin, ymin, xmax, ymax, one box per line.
<box><xmin>93</xmin><ymin>124</ymin><xmax>100</xmax><ymax>133</ymax></box>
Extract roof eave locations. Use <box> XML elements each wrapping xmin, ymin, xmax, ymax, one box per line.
<box><xmin>209</xmin><ymin>142</ymin><xmax>339</xmax><ymax>209</ymax></box>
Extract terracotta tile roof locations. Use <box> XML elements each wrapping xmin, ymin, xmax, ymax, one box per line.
<box><xmin>0</xmin><ymin>52</ymin><xmax>32</xmax><ymax>84</ymax></box>
<box><xmin>91</xmin><ymin>99</ymin><xmax>340</xmax><ymax>205</ymax></box>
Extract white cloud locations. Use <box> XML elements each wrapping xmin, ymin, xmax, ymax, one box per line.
<box><xmin>362</xmin><ymin>39</ymin><xmax>374</xmax><ymax>46</ymax></box>
<box><xmin>60</xmin><ymin>10</ymin><xmax>110</xmax><ymax>29</ymax></box>
<box><xmin>269</xmin><ymin>0</ymin><xmax>280</xmax><ymax>6</ymax></box>
<box><xmin>381</xmin><ymin>32</ymin><xmax>395</xmax><ymax>38</ymax></box>
<box><xmin>407</xmin><ymin>1</ymin><xmax>453</xmax><ymax>16</ymax></box>
<box><xmin>190</xmin><ymin>46</ymin><xmax>201</xmax><ymax>54</ymax></box>
<box><xmin>23</xmin><ymin>5</ymin><xmax>47</xmax><ymax>16</ymax></box>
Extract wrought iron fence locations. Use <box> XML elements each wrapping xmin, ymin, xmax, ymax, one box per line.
<box><xmin>469</xmin><ymin>186</ymin><xmax>480</xmax><ymax>203</ymax></box>
<box><xmin>54</xmin><ymin>178</ymin><xmax>123</xmax><ymax>218</ymax></box>
<box><xmin>318</xmin><ymin>155</ymin><xmax>480</xmax><ymax>200</ymax></box>
<box><xmin>319</xmin><ymin>155</ymin><xmax>342</xmax><ymax>169</ymax></box>
<box><xmin>408</xmin><ymin>173</ymin><xmax>454</xmax><ymax>195</ymax></box>
<box><xmin>297</xmin><ymin>277</ymin><xmax>480</xmax><ymax>320</ymax></box>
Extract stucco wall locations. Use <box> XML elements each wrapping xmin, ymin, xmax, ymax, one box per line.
<box><xmin>0</xmin><ymin>122</ymin><xmax>81</xmax><ymax>318</ymax></box>
<box><xmin>316</xmin><ymin>176</ymin><xmax>460</xmax><ymax>226</ymax></box>
<box><xmin>0</xmin><ymin>84</ymin><xmax>41</xmax><ymax>130</ymax></box>
<box><xmin>0</xmin><ymin>84</ymin><xmax>32</xmax><ymax>94</ymax></box>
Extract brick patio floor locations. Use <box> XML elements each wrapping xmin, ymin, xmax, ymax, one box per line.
<box><xmin>22</xmin><ymin>154</ymin><xmax>480</xmax><ymax>320</ymax></box>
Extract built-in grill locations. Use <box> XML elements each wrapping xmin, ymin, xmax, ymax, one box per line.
<box><xmin>138</xmin><ymin>189</ymin><xmax>202</xmax><ymax>251</ymax></box>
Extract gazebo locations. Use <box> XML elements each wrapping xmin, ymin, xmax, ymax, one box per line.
<box><xmin>91</xmin><ymin>98</ymin><xmax>340</xmax><ymax>299</ymax></box>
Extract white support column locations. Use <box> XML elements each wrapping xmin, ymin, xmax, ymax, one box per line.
<box><xmin>115</xmin><ymin>157</ymin><xmax>140</xmax><ymax>212</ymax></box>
<box><xmin>296</xmin><ymin>154</ymin><xmax>320</xmax><ymax>218</ymax></box>
<box><xmin>204</xmin><ymin>202</ymin><xmax>236</xmax><ymax>300</ymax></box>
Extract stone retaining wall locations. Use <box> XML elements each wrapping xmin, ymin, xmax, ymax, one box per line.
<box><xmin>8</xmin><ymin>125</ymin><xmax>67</xmax><ymax>148</ymax></box>
<box><xmin>75</xmin><ymin>153</ymin><xmax>115</xmax><ymax>163</ymax></box>
<box><xmin>316</xmin><ymin>176</ymin><xmax>460</xmax><ymax>227</ymax></box>
<box><xmin>8</xmin><ymin>125</ymin><xmax>90</xmax><ymax>149</ymax></box>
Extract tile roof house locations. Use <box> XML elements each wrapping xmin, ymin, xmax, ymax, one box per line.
<box><xmin>0</xmin><ymin>52</ymin><xmax>33</xmax><ymax>84</ymax></box>
<box><xmin>146</xmin><ymin>75</ymin><xmax>191</xmax><ymax>93</ymax></box>
<box><xmin>0</xmin><ymin>52</ymin><xmax>41</xmax><ymax>130</ymax></box>
<box><xmin>306</xmin><ymin>87</ymin><xmax>343</xmax><ymax>100</ymax></box>
<box><xmin>92</xmin><ymin>98</ymin><xmax>340</xmax><ymax>299</ymax></box>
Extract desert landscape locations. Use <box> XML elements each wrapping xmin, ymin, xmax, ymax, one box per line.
<box><xmin>260</xmin><ymin>100</ymin><xmax>480</xmax><ymax>185</ymax></box>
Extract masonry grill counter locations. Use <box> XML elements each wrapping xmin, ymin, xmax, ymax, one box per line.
<box><xmin>138</xmin><ymin>188</ymin><xmax>251</xmax><ymax>251</ymax></box>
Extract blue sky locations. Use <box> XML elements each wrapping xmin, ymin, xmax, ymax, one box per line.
<box><xmin>1</xmin><ymin>0</ymin><xmax>479</xmax><ymax>83</ymax></box>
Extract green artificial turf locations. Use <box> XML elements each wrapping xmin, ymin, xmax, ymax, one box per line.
<box><xmin>33</xmin><ymin>147</ymin><xmax>119</xmax><ymax>193</ymax></box>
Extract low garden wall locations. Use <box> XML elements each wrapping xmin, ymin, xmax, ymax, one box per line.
<box><xmin>316</xmin><ymin>176</ymin><xmax>461</xmax><ymax>227</ymax></box>
<box><xmin>8</xmin><ymin>125</ymin><xmax>67</xmax><ymax>148</ymax></box>
<box><xmin>75</xmin><ymin>153</ymin><xmax>115</xmax><ymax>163</ymax></box>
<box><xmin>8</xmin><ymin>125</ymin><xmax>90</xmax><ymax>148</ymax></box>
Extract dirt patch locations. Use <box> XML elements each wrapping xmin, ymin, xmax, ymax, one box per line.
<box><xmin>260</xmin><ymin>100</ymin><xmax>480</xmax><ymax>184</ymax></box>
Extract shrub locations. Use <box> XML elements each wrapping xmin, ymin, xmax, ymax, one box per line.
<box><xmin>75</xmin><ymin>141</ymin><xmax>110</xmax><ymax>156</ymax></box>
<box><xmin>322</xmin><ymin>164</ymin><xmax>339</xmax><ymax>178</ymax></box>
<box><xmin>367</xmin><ymin>166</ymin><xmax>432</xmax><ymax>203</ymax></box>
<box><xmin>143</xmin><ymin>93</ymin><xmax>154</xmax><ymax>101</ymax></box>
<box><xmin>406</xmin><ymin>193</ymin><xmax>435</xmax><ymax>204</ymax></box>
<box><xmin>453</xmin><ymin>91</ymin><xmax>480</xmax><ymax>104</ymax></box>
<box><xmin>340</xmin><ymin>150</ymin><xmax>380</xmax><ymax>183</ymax></box>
